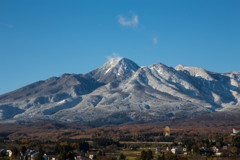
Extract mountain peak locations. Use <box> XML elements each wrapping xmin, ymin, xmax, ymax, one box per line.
<box><xmin>100</xmin><ymin>57</ymin><xmax>139</xmax><ymax>74</ymax></box>
<box><xmin>149</xmin><ymin>62</ymin><xmax>171</xmax><ymax>69</ymax></box>
<box><xmin>105</xmin><ymin>57</ymin><xmax>135</xmax><ymax>66</ymax></box>
<box><xmin>107</xmin><ymin>57</ymin><xmax>124</xmax><ymax>63</ymax></box>
<box><xmin>175</xmin><ymin>64</ymin><xmax>215</xmax><ymax>81</ymax></box>
<box><xmin>87</xmin><ymin>57</ymin><xmax>140</xmax><ymax>83</ymax></box>
<box><xmin>1</xmin><ymin>57</ymin><xmax>240</xmax><ymax>123</ymax></box>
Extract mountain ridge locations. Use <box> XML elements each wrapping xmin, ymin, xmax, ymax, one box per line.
<box><xmin>0</xmin><ymin>57</ymin><xmax>240</xmax><ymax>124</ymax></box>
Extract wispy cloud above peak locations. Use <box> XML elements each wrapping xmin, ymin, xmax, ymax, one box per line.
<box><xmin>153</xmin><ymin>36</ymin><xmax>158</xmax><ymax>45</ymax></box>
<box><xmin>118</xmin><ymin>13</ymin><xmax>138</xmax><ymax>27</ymax></box>
<box><xmin>106</xmin><ymin>52</ymin><xmax>122</xmax><ymax>61</ymax></box>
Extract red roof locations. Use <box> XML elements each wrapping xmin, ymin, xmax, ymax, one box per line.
<box><xmin>233</xmin><ymin>128</ymin><xmax>240</xmax><ymax>130</ymax></box>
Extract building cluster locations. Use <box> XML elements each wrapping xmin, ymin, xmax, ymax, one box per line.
<box><xmin>0</xmin><ymin>149</ymin><xmax>12</xmax><ymax>157</ymax></box>
<box><xmin>0</xmin><ymin>127</ymin><xmax>240</xmax><ymax>159</ymax></box>
<box><xmin>0</xmin><ymin>148</ymin><xmax>97</xmax><ymax>160</ymax></box>
<box><xmin>153</xmin><ymin>127</ymin><xmax>240</xmax><ymax>157</ymax></box>
<box><xmin>155</xmin><ymin>143</ymin><xmax>231</xmax><ymax>156</ymax></box>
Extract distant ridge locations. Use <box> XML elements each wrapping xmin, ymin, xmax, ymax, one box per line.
<box><xmin>0</xmin><ymin>57</ymin><xmax>240</xmax><ymax>124</ymax></box>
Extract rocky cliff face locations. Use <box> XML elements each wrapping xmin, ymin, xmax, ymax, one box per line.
<box><xmin>0</xmin><ymin>57</ymin><xmax>240</xmax><ymax>123</ymax></box>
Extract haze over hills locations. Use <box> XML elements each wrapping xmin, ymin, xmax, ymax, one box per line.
<box><xmin>0</xmin><ymin>57</ymin><xmax>240</xmax><ymax>124</ymax></box>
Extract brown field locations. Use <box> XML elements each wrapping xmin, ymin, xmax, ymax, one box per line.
<box><xmin>0</xmin><ymin>111</ymin><xmax>240</xmax><ymax>140</ymax></box>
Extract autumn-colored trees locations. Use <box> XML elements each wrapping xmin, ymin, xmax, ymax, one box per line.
<box><xmin>140</xmin><ymin>150</ymin><xmax>153</xmax><ymax>160</ymax></box>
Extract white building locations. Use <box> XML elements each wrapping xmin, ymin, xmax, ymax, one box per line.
<box><xmin>212</xmin><ymin>146</ymin><xmax>219</xmax><ymax>153</ymax></box>
<box><xmin>171</xmin><ymin>147</ymin><xmax>179</xmax><ymax>154</ymax></box>
<box><xmin>89</xmin><ymin>154</ymin><xmax>96</xmax><ymax>160</ymax></box>
<box><xmin>43</xmin><ymin>154</ymin><xmax>47</xmax><ymax>160</ymax></box>
<box><xmin>6</xmin><ymin>150</ymin><xmax>12</xmax><ymax>157</ymax></box>
<box><xmin>233</xmin><ymin>128</ymin><xmax>240</xmax><ymax>134</ymax></box>
<box><xmin>182</xmin><ymin>147</ymin><xmax>187</xmax><ymax>155</ymax></box>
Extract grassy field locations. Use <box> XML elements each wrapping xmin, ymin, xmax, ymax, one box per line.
<box><xmin>120</xmin><ymin>150</ymin><xmax>141</xmax><ymax>160</ymax></box>
<box><xmin>119</xmin><ymin>149</ymin><xmax>161</xmax><ymax>160</ymax></box>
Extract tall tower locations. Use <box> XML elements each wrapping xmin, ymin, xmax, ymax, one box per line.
<box><xmin>165</xmin><ymin>126</ymin><xmax>170</xmax><ymax>136</ymax></box>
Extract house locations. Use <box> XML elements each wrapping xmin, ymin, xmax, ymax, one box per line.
<box><xmin>171</xmin><ymin>147</ymin><xmax>180</xmax><ymax>154</ymax></box>
<box><xmin>20</xmin><ymin>150</ymin><xmax>46</xmax><ymax>160</ymax></box>
<box><xmin>0</xmin><ymin>149</ymin><xmax>6</xmax><ymax>156</ymax></box>
<box><xmin>222</xmin><ymin>145</ymin><xmax>228</xmax><ymax>150</ymax></box>
<box><xmin>89</xmin><ymin>154</ymin><xmax>97</xmax><ymax>160</ymax></box>
<box><xmin>233</xmin><ymin>128</ymin><xmax>240</xmax><ymax>134</ymax></box>
<box><xmin>31</xmin><ymin>152</ymin><xmax>39</xmax><ymax>160</ymax></box>
<box><xmin>24</xmin><ymin>149</ymin><xmax>35</xmax><ymax>156</ymax></box>
<box><xmin>182</xmin><ymin>147</ymin><xmax>187</xmax><ymax>155</ymax></box>
<box><xmin>166</xmin><ymin>147</ymin><xmax>169</xmax><ymax>151</ymax></box>
<box><xmin>162</xmin><ymin>147</ymin><xmax>170</xmax><ymax>154</ymax></box>
<box><xmin>6</xmin><ymin>150</ymin><xmax>12</xmax><ymax>157</ymax></box>
<box><xmin>44</xmin><ymin>152</ymin><xmax>58</xmax><ymax>160</ymax></box>
<box><xmin>212</xmin><ymin>146</ymin><xmax>219</xmax><ymax>153</ymax></box>
<box><xmin>75</xmin><ymin>155</ymin><xmax>91</xmax><ymax>160</ymax></box>
<box><xmin>43</xmin><ymin>154</ymin><xmax>47</xmax><ymax>160</ymax></box>
<box><xmin>46</xmin><ymin>155</ymin><xmax>57</xmax><ymax>160</ymax></box>
<box><xmin>200</xmin><ymin>147</ymin><xmax>214</xmax><ymax>156</ymax></box>
<box><xmin>155</xmin><ymin>147</ymin><xmax>161</xmax><ymax>153</ymax></box>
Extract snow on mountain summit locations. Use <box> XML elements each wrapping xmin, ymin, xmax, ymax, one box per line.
<box><xmin>104</xmin><ymin>57</ymin><xmax>140</xmax><ymax>74</ymax></box>
<box><xmin>87</xmin><ymin>57</ymin><xmax>140</xmax><ymax>83</ymax></box>
<box><xmin>175</xmin><ymin>64</ymin><xmax>215</xmax><ymax>81</ymax></box>
<box><xmin>0</xmin><ymin>57</ymin><xmax>240</xmax><ymax>123</ymax></box>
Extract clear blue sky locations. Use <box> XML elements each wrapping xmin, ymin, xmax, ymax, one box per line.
<box><xmin>1</xmin><ymin>0</ymin><xmax>240</xmax><ymax>95</ymax></box>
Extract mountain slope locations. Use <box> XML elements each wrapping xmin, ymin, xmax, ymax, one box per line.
<box><xmin>0</xmin><ymin>74</ymin><xmax>103</xmax><ymax>103</ymax></box>
<box><xmin>0</xmin><ymin>57</ymin><xmax>239</xmax><ymax>123</ymax></box>
<box><xmin>0</xmin><ymin>74</ymin><xmax>103</xmax><ymax>121</ymax></box>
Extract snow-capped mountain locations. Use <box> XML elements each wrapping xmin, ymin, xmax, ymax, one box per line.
<box><xmin>86</xmin><ymin>57</ymin><xmax>140</xmax><ymax>83</ymax></box>
<box><xmin>0</xmin><ymin>57</ymin><xmax>240</xmax><ymax>123</ymax></box>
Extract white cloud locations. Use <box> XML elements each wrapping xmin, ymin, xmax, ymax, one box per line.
<box><xmin>118</xmin><ymin>13</ymin><xmax>138</xmax><ymax>27</ymax></box>
<box><xmin>153</xmin><ymin>36</ymin><xmax>158</xmax><ymax>45</ymax></box>
<box><xmin>106</xmin><ymin>52</ymin><xmax>121</xmax><ymax>61</ymax></box>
